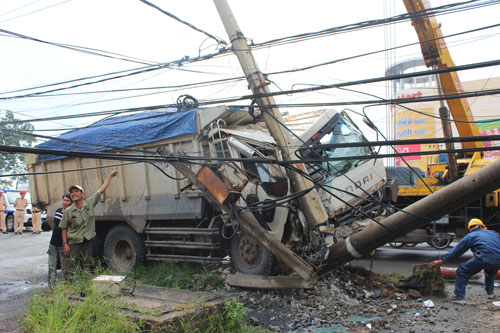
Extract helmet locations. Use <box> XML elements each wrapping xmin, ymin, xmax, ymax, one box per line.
<box><xmin>467</xmin><ymin>218</ymin><xmax>486</xmax><ymax>231</ymax></box>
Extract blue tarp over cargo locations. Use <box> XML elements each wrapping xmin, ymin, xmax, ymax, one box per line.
<box><xmin>38</xmin><ymin>109</ymin><xmax>197</xmax><ymax>161</ymax></box>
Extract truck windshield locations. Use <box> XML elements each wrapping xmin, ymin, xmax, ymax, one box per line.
<box><xmin>321</xmin><ymin>119</ymin><xmax>372</xmax><ymax>177</ymax></box>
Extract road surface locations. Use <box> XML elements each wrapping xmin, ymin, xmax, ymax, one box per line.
<box><xmin>353</xmin><ymin>242</ymin><xmax>473</xmax><ymax>275</ymax></box>
<box><xmin>0</xmin><ymin>229</ymin><xmax>50</xmax><ymax>332</ymax></box>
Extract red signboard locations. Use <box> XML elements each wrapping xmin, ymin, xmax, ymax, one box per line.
<box><xmin>395</xmin><ymin>144</ymin><xmax>421</xmax><ymax>166</ymax></box>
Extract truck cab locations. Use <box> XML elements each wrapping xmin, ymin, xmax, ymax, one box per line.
<box><xmin>297</xmin><ymin>110</ymin><xmax>389</xmax><ymax>226</ymax></box>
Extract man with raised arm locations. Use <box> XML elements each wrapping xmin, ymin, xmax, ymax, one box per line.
<box><xmin>61</xmin><ymin>167</ymin><xmax>118</xmax><ymax>279</ymax></box>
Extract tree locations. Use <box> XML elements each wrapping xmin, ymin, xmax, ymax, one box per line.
<box><xmin>0</xmin><ymin>111</ymin><xmax>36</xmax><ymax>187</ymax></box>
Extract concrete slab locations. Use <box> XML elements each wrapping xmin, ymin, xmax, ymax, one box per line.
<box><xmin>71</xmin><ymin>284</ymin><xmax>231</xmax><ymax>330</ymax></box>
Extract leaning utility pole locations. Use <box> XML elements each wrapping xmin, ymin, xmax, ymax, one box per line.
<box><xmin>213</xmin><ymin>0</ymin><xmax>328</xmax><ymax>228</ymax></box>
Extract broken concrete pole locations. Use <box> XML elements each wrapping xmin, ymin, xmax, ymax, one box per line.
<box><xmin>323</xmin><ymin>158</ymin><xmax>500</xmax><ymax>270</ymax></box>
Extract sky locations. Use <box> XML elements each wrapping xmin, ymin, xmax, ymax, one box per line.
<box><xmin>0</xmin><ymin>0</ymin><xmax>499</xmax><ymax>141</ymax></box>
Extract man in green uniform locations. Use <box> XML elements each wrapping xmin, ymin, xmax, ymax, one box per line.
<box><xmin>61</xmin><ymin>167</ymin><xmax>118</xmax><ymax>279</ymax></box>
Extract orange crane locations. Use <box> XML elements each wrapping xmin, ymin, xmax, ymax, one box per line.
<box><xmin>403</xmin><ymin>0</ymin><xmax>481</xmax><ymax>142</ymax></box>
<box><xmin>392</xmin><ymin>0</ymin><xmax>499</xmax><ymax>244</ymax></box>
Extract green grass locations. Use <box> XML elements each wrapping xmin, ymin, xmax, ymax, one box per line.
<box><xmin>373</xmin><ymin>271</ymin><xmax>406</xmax><ymax>287</ymax></box>
<box><xmin>22</xmin><ymin>267</ymin><xmax>140</xmax><ymax>333</ymax></box>
<box><xmin>128</xmin><ymin>262</ymin><xmax>225</xmax><ymax>291</ymax></box>
<box><xmin>171</xmin><ymin>299</ymin><xmax>269</xmax><ymax>333</ymax></box>
<box><xmin>23</xmin><ymin>263</ymin><xmax>266</xmax><ymax>332</ymax></box>
<box><xmin>129</xmin><ymin>263</ymin><xmax>270</xmax><ymax>332</ymax></box>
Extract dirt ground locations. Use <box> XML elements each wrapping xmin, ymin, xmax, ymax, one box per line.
<box><xmin>236</xmin><ymin>267</ymin><xmax>500</xmax><ymax>332</ymax></box>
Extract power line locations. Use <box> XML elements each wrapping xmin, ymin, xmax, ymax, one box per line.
<box><xmin>294</xmin><ymin>135</ymin><xmax>500</xmax><ymax>150</ymax></box>
<box><xmin>0</xmin><ymin>28</ymin><xmax>160</xmax><ymax>66</ymax></box>
<box><xmin>0</xmin><ymin>48</ymin><xmax>229</xmax><ymax>99</ymax></box>
<box><xmin>138</xmin><ymin>0</ymin><xmax>227</xmax><ymax>47</ymax></box>
<box><xmin>251</xmin><ymin>0</ymin><xmax>500</xmax><ymax>50</ymax></box>
<box><xmin>0</xmin><ymin>0</ymin><xmax>71</xmax><ymax>24</ymax></box>
<box><xmin>19</xmin><ymin>76</ymin><xmax>245</xmax><ymax>98</ymax></box>
<box><xmin>1</xmin><ymin>3</ymin><xmax>497</xmax><ymax>111</ymax></box>
<box><xmin>2</xmin><ymin>82</ymin><xmax>500</xmax><ymax>129</ymax></box>
<box><xmin>0</xmin><ymin>0</ymin><xmax>42</xmax><ymax>19</ymax></box>
<box><xmin>266</xmin><ymin>23</ymin><xmax>500</xmax><ymax>78</ymax></box>
<box><xmin>2</xmin><ymin>139</ymin><xmax>500</xmax><ymax>168</ymax></box>
<box><xmin>0</xmin><ymin>64</ymin><xmax>158</xmax><ymax>96</ymax></box>
<box><xmin>0</xmin><ymin>161</ymin><xmax>138</xmax><ymax>178</ymax></box>
<box><xmin>2</xmin><ymin>58</ymin><xmax>499</xmax><ymax>127</ymax></box>
<box><xmin>1</xmin><ymin>1</ymin><xmax>495</xmax><ymax>101</ymax></box>
<box><xmin>8</xmin><ymin>22</ymin><xmax>498</xmax><ymax>105</ymax></box>
<box><xmin>0</xmin><ymin>63</ymin><xmax>217</xmax><ymax>101</ymax></box>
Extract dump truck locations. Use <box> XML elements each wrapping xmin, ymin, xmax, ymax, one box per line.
<box><xmin>26</xmin><ymin>104</ymin><xmax>393</xmax><ymax>277</ymax></box>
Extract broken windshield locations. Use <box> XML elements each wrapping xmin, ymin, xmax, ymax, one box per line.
<box><xmin>321</xmin><ymin>119</ymin><xmax>372</xmax><ymax>177</ymax></box>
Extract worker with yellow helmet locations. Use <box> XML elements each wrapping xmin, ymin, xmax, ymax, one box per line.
<box><xmin>432</xmin><ymin>218</ymin><xmax>500</xmax><ymax>303</ymax></box>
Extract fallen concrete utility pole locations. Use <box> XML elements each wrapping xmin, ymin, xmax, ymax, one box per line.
<box><xmin>323</xmin><ymin>158</ymin><xmax>500</xmax><ymax>271</ymax></box>
<box><xmin>213</xmin><ymin>0</ymin><xmax>328</xmax><ymax>229</ymax></box>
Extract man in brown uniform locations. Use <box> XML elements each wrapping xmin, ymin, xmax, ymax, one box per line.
<box><xmin>31</xmin><ymin>203</ymin><xmax>43</xmax><ymax>234</ymax></box>
<box><xmin>61</xmin><ymin>167</ymin><xmax>118</xmax><ymax>278</ymax></box>
<box><xmin>0</xmin><ymin>191</ymin><xmax>8</xmax><ymax>234</ymax></box>
<box><xmin>14</xmin><ymin>191</ymin><xmax>28</xmax><ymax>235</ymax></box>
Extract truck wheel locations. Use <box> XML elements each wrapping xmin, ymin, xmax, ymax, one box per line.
<box><xmin>103</xmin><ymin>225</ymin><xmax>144</xmax><ymax>274</ymax></box>
<box><xmin>430</xmin><ymin>233</ymin><xmax>453</xmax><ymax>250</ymax></box>
<box><xmin>6</xmin><ymin>215</ymin><xmax>14</xmax><ymax>232</ymax></box>
<box><xmin>42</xmin><ymin>221</ymin><xmax>51</xmax><ymax>231</ymax></box>
<box><xmin>388</xmin><ymin>241</ymin><xmax>404</xmax><ymax>248</ymax></box>
<box><xmin>229</xmin><ymin>231</ymin><xmax>273</xmax><ymax>275</ymax></box>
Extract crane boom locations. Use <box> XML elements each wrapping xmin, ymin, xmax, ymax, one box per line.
<box><xmin>403</xmin><ymin>0</ymin><xmax>482</xmax><ymax>149</ymax></box>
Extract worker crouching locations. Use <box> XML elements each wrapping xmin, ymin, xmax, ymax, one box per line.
<box><xmin>432</xmin><ymin>218</ymin><xmax>500</xmax><ymax>302</ymax></box>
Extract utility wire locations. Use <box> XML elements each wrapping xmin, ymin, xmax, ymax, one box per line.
<box><xmin>0</xmin><ymin>0</ymin><xmax>71</xmax><ymax>24</ymax></box>
<box><xmin>21</xmin><ymin>76</ymin><xmax>246</xmax><ymax>99</ymax></box>
<box><xmin>2</xmin><ymin>59</ymin><xmax>500</xmax><ymax>126</ymax></box>
<box><xmin>0</xmin><ymin>28</ymin><xmax>159</xmax><ymax>66</ymax></box>
<box><xmin>138</xmin><ymin>0</ymin><xmax>227</xmax><ymax>47</ymax></box>
<box><xmin>2</xmin><ymin>86</ymin><xmax>500</xmax><ymax>133</ymax></box>
<box><xmin>266</xmin><ymin>23</ymin><xmax>500</xmax><ymax>78</ymax></box>
<box><xmin>0</xmin><ymin>65</ymin><xmax>159</xmax><ymax>96</ymax></box>
<box><xmin>3</xmin><ymin>86</ymin><xmax>500</xmax><ymax>128</ymax></box>
<box><xmin>0</xmin><ymin>8</ymin><xmax>497</xmax><ymax>117</ymax></box>
<box><xmin>0</xmin><ymin>52</ymin><xmax>228</xmax><ymax>101</ymax></box>
<box><xmin>3</xmin><ymin>134</ymin><xmax>499</xmax><ymax>166</ymax></box>
<box><xmin>0</xmin><ymin>0</ymin><xmax>42</xmax><ymax>19</ymax></box>
<box><xmin>2</xmin><ymin>2</ymin><xmax>497</xmax><ymax>101</ymax></box>
<box><xmin>10</xmin><ymin>21</ymin><xmax>499</xmax><ymax>105</ymax></box>
<box><xmin>7</xmin><ymin>119</ymin><xmax>499</xmax><ymax>162</ymax></box>
<box><xmin>0</xmin><ymin>161</ymin><xmax>138</xmax><ymax>178</ymax></box>
<box><xmin>251</xmin><ymin>0</ymin><xmax>500</xmax><ymax>49</ymax></box>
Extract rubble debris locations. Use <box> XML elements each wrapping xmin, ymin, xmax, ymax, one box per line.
<box><xmin>423</xmin><ymin>300</ymin><xmax>435</xmax><ymax>308</ymax></box>
<box><xmin>225</xmin><ymin>264</ymin><xmax>498</xmax><ymax>332</ymax></box>
<box><xmin>397</xmin><ymin>263</ymin><xmax>445</xmax><ymax>296</ymax></box>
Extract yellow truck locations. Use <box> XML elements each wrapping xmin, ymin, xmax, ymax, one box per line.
<box><xmin>389</xmin><ymin>0</ymin><xmax>500</xmax><ymax>247</ymax></box>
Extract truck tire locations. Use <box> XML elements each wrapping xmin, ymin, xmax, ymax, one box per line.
<box><xmin>388</xmin><ymin>241</ymin><xmax>404</xmax><ymax>248</ymax></box>
<box><xmin>229</xmin><ymin>231</ymin><xmax>273</xmax><ymax>275</ymax></box>
<box><xmin>103</xmin><ymin>225</ymin><xmax>144</xmax><ymax>274</ymax></box>
<box><xmin>42</xmin><ymin>221</ymin><xmax>51</xmax><ymax>231</ymax></box>
<box><xmin>429</xmin><ymin>233</ymin><xmax>453</xmax><ymax>250</ymax></box>
<box><xmin>6</xmin><ymin>215</ymin><xmax>14</xmax><ymax>233</ymax></box>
